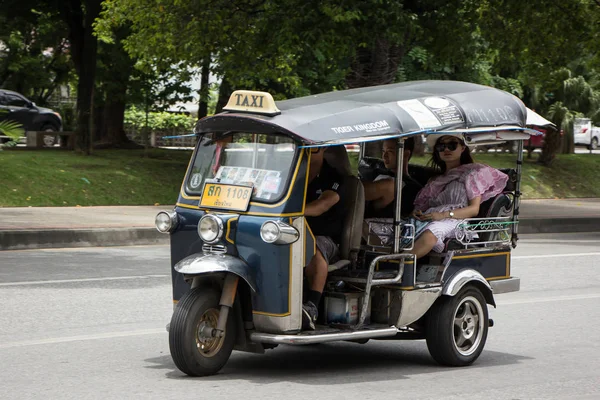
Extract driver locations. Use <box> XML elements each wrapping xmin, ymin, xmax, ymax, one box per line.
<box><xmin>302</xmin><ymin>147</ymin><xmax>348</xmax><ymax>330</ymax></box>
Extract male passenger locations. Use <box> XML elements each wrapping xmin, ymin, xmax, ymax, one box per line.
<box><xmin>363</xmin><ymin>137</ymin><xmax>422</xmax><ymax>218</ymax></box>
<box><xmin>302</xmin><ymin>147</ymin><xmax>347</xmax><ymax>330</ymax></box>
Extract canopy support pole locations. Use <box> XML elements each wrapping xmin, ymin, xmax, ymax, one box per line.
<box><xmin>393</xmin><ymin>138</ymin><xmax>405</xmax><ymax>254</ymax></box>
<box><xmin>511</xmin><ymin>140</ymin><xmax>524</xmax><ymax>248</ymax></box>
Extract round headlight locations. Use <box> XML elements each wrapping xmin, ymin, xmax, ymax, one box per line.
<box><xmin>155</xmin><ymin>211</ymin><xmax>178</xmax><ymax>233</ymax></box>
<box><xmin>198</xmin><ymin>215</ymin><xmax>223</xmax><ymax>243</ymax></box>
<box><xmin>260</xmin><ymin>221</ymin><xmax>281</xmax><ymax>243</ymax></box>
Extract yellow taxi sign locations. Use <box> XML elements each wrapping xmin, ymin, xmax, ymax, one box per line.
<box><xmin>222</xmin><ymin>90</ymin><xmax>281</xmax><ymax>116</ymax></box>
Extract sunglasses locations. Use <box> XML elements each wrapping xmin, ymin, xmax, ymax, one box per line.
<box><xmin>435</xmin><ymin>141</ymin><xmax>461</xmax><ymax>152</ymax></box>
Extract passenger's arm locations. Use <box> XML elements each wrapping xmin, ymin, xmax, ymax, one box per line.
<box><xmin>363</xmin><ymin>178</ymin><xmax>395</xmax><ymax>209</ymax></box>
<box><xmin>421</xmin><ymin>196</ymin><xmax>482</xmax><ymax>221</ymax></box>
<box><xmin>305</xmin><ymin>190</ymin><xmax>340</xmax><ymax>217</ymax></box>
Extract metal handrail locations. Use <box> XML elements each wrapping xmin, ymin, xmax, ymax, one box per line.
<box><xmin>353</xmin><ymin>252</ymin><xmax>415</xmax><ymax>328</ymax></box>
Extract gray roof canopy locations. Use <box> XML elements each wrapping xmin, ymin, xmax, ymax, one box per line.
<box><xmin>195</xmin><ymin>80</ymin><xmax>551</xmax><ymax>145</ymax></box>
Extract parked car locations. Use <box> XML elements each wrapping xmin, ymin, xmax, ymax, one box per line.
<box><xmin>574</xmin><ymin>118</ymin><xmax>599</xmax><ymax>150</ymax></box>
<box><xmin>0</xmin><ymin>89</ymin><xmax>63</xmax><ymax>146</ymax></box>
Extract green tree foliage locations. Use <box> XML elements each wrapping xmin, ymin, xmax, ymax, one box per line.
<box><xmin>0</xmin><ymin>6</ymin><xmax>72</xmax><ymax>105</ymax></box>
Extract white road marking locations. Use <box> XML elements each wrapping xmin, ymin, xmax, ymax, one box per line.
<box><xmin>0</xmin><ymin>274</ymin><xmax>169</xmax><ymax>287</ymax></box>
<box><xmin>513</xmin><ymin>252</ymin><xmax>600</xmax><ymax>260</ymax></box>
<box><xmin>498</xmin><ymin>293</ymin><xmax>600</xmax><ymax>305</ymax></box>
<box><xmin>1</xmin><ymin>294</ymin><xmax>599</xmax><ymax>350</ymax></box>
<box><xmin>0</xmin><ymin>329</ymin><xmax>166</xmax><ymax>349</ymax></box>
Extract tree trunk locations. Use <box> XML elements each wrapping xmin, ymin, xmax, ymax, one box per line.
<box><xmin>215</xmin><ymin>76</ymin><xmax>233</xmax><ymax>114</ymax></box>
<box><xmin>198</xmin><ymin>58</ymin><xmax>211</xmax><ymax>119</ymax></box>
<box><xmin>61</xmin><ymin>0</ymin><xmax>102</xmax><ymax>155</ymax></box>
<box><xmin>103</xmin><ymin>98</ymin><xmax>131</xmax><ymax>146</ymax></box>
<box><xmin>539</xmin><ymin>126</ymin><xmax>561</xmax><ymax>166</ymax></box>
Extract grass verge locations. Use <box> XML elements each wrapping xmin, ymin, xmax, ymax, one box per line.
<box><xmin>0</xmin><ymin>149</ymin><xmax>192</xmax><ymax>207</ymax></box>
<box><xmin>1</xmin><ymin>149</ymin><xmax>598</xmax><ymax>207</ymax></box>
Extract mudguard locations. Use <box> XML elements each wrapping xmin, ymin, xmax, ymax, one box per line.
<box><xmin>174</xmin><ymin>253</ymin><xmax>257</xmax><ymax>293</ymax></box>
<box><xmin>442</xmin><ymin>268</ymin><xmax>496</xmax><ymax>307</ymax></box>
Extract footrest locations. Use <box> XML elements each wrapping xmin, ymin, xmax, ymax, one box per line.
<box><xmin>329</xmin><ymin>269</ymin><xmax>398</xmax><ymax>281</ymax></box>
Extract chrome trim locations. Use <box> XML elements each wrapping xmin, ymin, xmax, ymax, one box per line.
<box><xmin>443</xmin><ymin>269</ymin><xmax>492</xmax><ymax>297</ymax></box>
<box><xmin>198</xmin><ymin>214</ymin><xmax>224</xmax><ymax>244</ymax></box>
<box><xmin>490</xmin><ymin>277</ymin><xmax>520</xmax><ymax>294</ymax></box>
<box><xmin>394</xmin><ymin>138</ymin><xmax>405</xmax><ymax>253</ymax></box>
<box><xmin>512</xmin><ymin>139</ymin><xmax>524</xmax><ymax>248</ymax></box>
<box><xmin>339</xmin><ymin>253</ymin><xmax>415</xmax><ymax>328</ymax></box>
<box><xmin>260</xmin><ymin>220</ymin><xmax>299</xmax><ymax>244</ymax></box>
<box><xmin>174</xmin><ymin>253</ymin><xmax>257</xmax><ymax>292</ymax></box>
<box><xmin>155</xmin><ymin>210</ymin><xmax>178</xmax><ymax>233</ymax></box>
<box><xmin>249</xmin><ymin>327</ymin><xmax>398</xmax><ymax>345</ymax></box>
<box><xmin>455</xmin><ymin>216</ymin><xmax>513</xmax><ymax>248</ymax></box>
<box><xmin>442</xmin><ymin>268</ymin><xmax>496</xmax><ymax>307</ymax></box>
<box><xmin>202</xmin><ymin>244</ymin><xmax>227</xmax><ymax>254</ymax></box>
<box><xmin>396</xmin><ymin>287</ymin><xmax>442</xmax><ymax>327</ymax></box>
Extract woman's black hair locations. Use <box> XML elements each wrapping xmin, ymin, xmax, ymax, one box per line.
<box><xmin>428</xmin><ymin>136</ymin><xmax>474</xmax><ymax>173</ymax></box>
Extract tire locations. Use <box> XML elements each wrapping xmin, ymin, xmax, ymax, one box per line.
<box><xmin>425</xmin><ymin>286</ymin><xmax>489</xmax><ymax>366</ymax></box>
<box><xmin>41</xmin><ymin>124</ymin><xmax>58</xmax><ymax>147</ymax></box>
<box><xmin>591</xmin><ymin>137</ymin><xmax>599</xmax><ymax>150</ymax></box>
<box><xmin>169</xmin><ymin>287</ymin><xmax>236</xmax><ymax>376</ymax></box>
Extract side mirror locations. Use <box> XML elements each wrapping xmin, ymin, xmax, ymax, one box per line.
<box><xmin>28</xmin><ymin>102</ymin><xmax>36</xmax><ymax>108</ymax></box>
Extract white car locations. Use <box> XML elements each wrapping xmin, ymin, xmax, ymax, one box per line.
<box><xmin>574</xmin><ymin>118</ymin><xmax>600</xmax><ymax>150</ymax></box>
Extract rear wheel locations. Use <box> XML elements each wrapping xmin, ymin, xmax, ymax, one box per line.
<box><xmin>41</xmin><ymin>124</ymin><xmax>58</xmax><ymax>147</ymax></box>
<box><xmin>425</xmin><ymin>286</ymin><xmax>489</xmax><ymax>366</ymax></box>
<box><xmin>169</xmin><ymin>287</ymin><xmax>235</xmax><ymax>376</ymax></box>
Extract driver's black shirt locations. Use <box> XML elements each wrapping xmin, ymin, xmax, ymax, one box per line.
<box><xmin>305</xmin><ymin>160</ymin><xmax>346</xmax><ymax>243</ymax></box>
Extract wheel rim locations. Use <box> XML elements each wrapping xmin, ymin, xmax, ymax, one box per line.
<box><xmin>452</xmin><ymin>296</ymin><xmax>485</xmax><ymax>357</ymax></box>
<box><xmin>43</xmin><ymin>130</ymin><xmax>55</xmax><ymax>147</ymax></box>
<box><xmin>194</xmin><ymin>308</ymin><xmax>224</xmax><ymax>357</ymax></box>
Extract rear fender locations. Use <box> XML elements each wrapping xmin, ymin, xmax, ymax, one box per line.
<box><xmin>442</xmin><ymin>268</ymin><xmax>496</xmax><ymax>307</ymax></box>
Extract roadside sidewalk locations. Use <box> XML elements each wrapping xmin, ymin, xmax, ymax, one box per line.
<box><xmin>1</xmin><ymin>199</ymin><xmax>600</xmax><ymax>250</ymax></box>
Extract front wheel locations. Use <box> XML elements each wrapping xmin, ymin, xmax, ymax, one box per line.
<box><xmin>169</xmin><ymin>287</ymin><xmax>235</xmax><ymax>376</ymax></box>
<box><xmin>425</xmin><ymin>286</ymin><xmax>489</xmax><ymax>366</ymax></box>
<box><xmin>590</xmin><ymin>137</ymin><xmax>598</xmax><ymax>150</ymax></box>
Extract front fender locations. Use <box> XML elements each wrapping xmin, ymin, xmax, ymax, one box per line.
<box><xmin>174</xmin><ymin>253</ymin><xmax>257</xmax><ymax>293</ymax></box>
<box><xmin>442</xmin><ymin>268</ymin><xmax>495</xmax><ymax>307</ymax></box>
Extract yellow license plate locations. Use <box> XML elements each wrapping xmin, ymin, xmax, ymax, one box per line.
<box><xmin>199</xmin><ymin>183</ymin><xmax>252</xmax><ymax>211</ymax></box>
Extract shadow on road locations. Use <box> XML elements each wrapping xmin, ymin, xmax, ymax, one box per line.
<box><xmin>144</xmin><ymin>340</ymin><xmax>532</xmax><ymax>384</ymax></box>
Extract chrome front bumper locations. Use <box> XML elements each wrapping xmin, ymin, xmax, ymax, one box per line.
<box><xmin>490</xmin><ymin>277</ymin><xmax>520</xmax><ymax>294</ymax></box>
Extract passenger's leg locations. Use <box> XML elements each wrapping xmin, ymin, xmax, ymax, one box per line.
<box><xmin>305</xmin><ymin>249</ymin><xmax>328</xmax><ymax>300</ymax></box>
<box><xmin>409</xmin><ymin>229</ymin><xmax>438</xmax><ymax>259</ymax></box>
<box><xmin>302</xmin><ymin>236</ymin><xmax>337</xmax><ymax>330</ymax></box>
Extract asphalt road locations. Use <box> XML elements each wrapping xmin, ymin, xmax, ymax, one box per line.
<box><xmin>1</xmin><ymin>233</ymin><xmax>599</xmax><ymax>400</ymax></box>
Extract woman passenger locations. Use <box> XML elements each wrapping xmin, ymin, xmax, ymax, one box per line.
<box><xmin>407</xmin><ymin>134</ymin><xmax>509</xmax><ymax>258</ymax></box>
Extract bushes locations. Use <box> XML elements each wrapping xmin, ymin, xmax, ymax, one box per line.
<box><xmin>124</xmin><ymin>106</ymin><xmax>197</xmax><ymax>147</ymax></box>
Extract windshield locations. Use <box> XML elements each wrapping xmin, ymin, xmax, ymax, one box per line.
<box><xmin>185</xmin><ymin>132</ymin><xmax>297</xmax><ymax>202</ymax></box>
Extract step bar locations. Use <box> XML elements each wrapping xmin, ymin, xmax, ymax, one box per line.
<box><xmin>250</xmin><ymin>327</ymin><xmax>399</xmax><ymax>345</ymax></box>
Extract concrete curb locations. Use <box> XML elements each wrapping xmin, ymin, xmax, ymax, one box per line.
<box><xmin>1</xmin><ymin>217</ymin><xmax>599</xmax><ymax>251</ymax></box>
<box><xmin>518</xmin><ymin>217</ymin><xmax>600</xmax><ymax>234</ymax></box>
<box><xmin>0</xmin><ymin>228</ymin><xmax>169</xmax><ymax>251</ymax></box>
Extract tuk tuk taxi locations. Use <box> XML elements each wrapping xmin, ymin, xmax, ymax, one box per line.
<box><xmin>155</xmin><ymin>80</ymin><xmax>554</xmax><ymax>377</ymax></box>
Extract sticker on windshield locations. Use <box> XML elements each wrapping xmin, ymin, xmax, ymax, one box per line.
<box><xmin>190</xmin><ymin>173</ymin><xmax>203</xmax><ymax>188</ymax></box>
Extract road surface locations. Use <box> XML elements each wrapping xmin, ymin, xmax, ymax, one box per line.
<box><xmin>1</xmin><ymin>233</ymin><xmax>599</xmax><ymax>399</ymax></box>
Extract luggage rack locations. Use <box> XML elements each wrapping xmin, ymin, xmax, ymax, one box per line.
<box><xmin>454</xmin><ymin>216</ymin><xmax>517</xmax><ymax>248</ymax></box>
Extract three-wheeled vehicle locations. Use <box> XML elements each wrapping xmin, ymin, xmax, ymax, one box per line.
<box><xmin>155</xmin><ymin>80</ymin><xmax>554</xmax><ymax>376</ymax></box>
